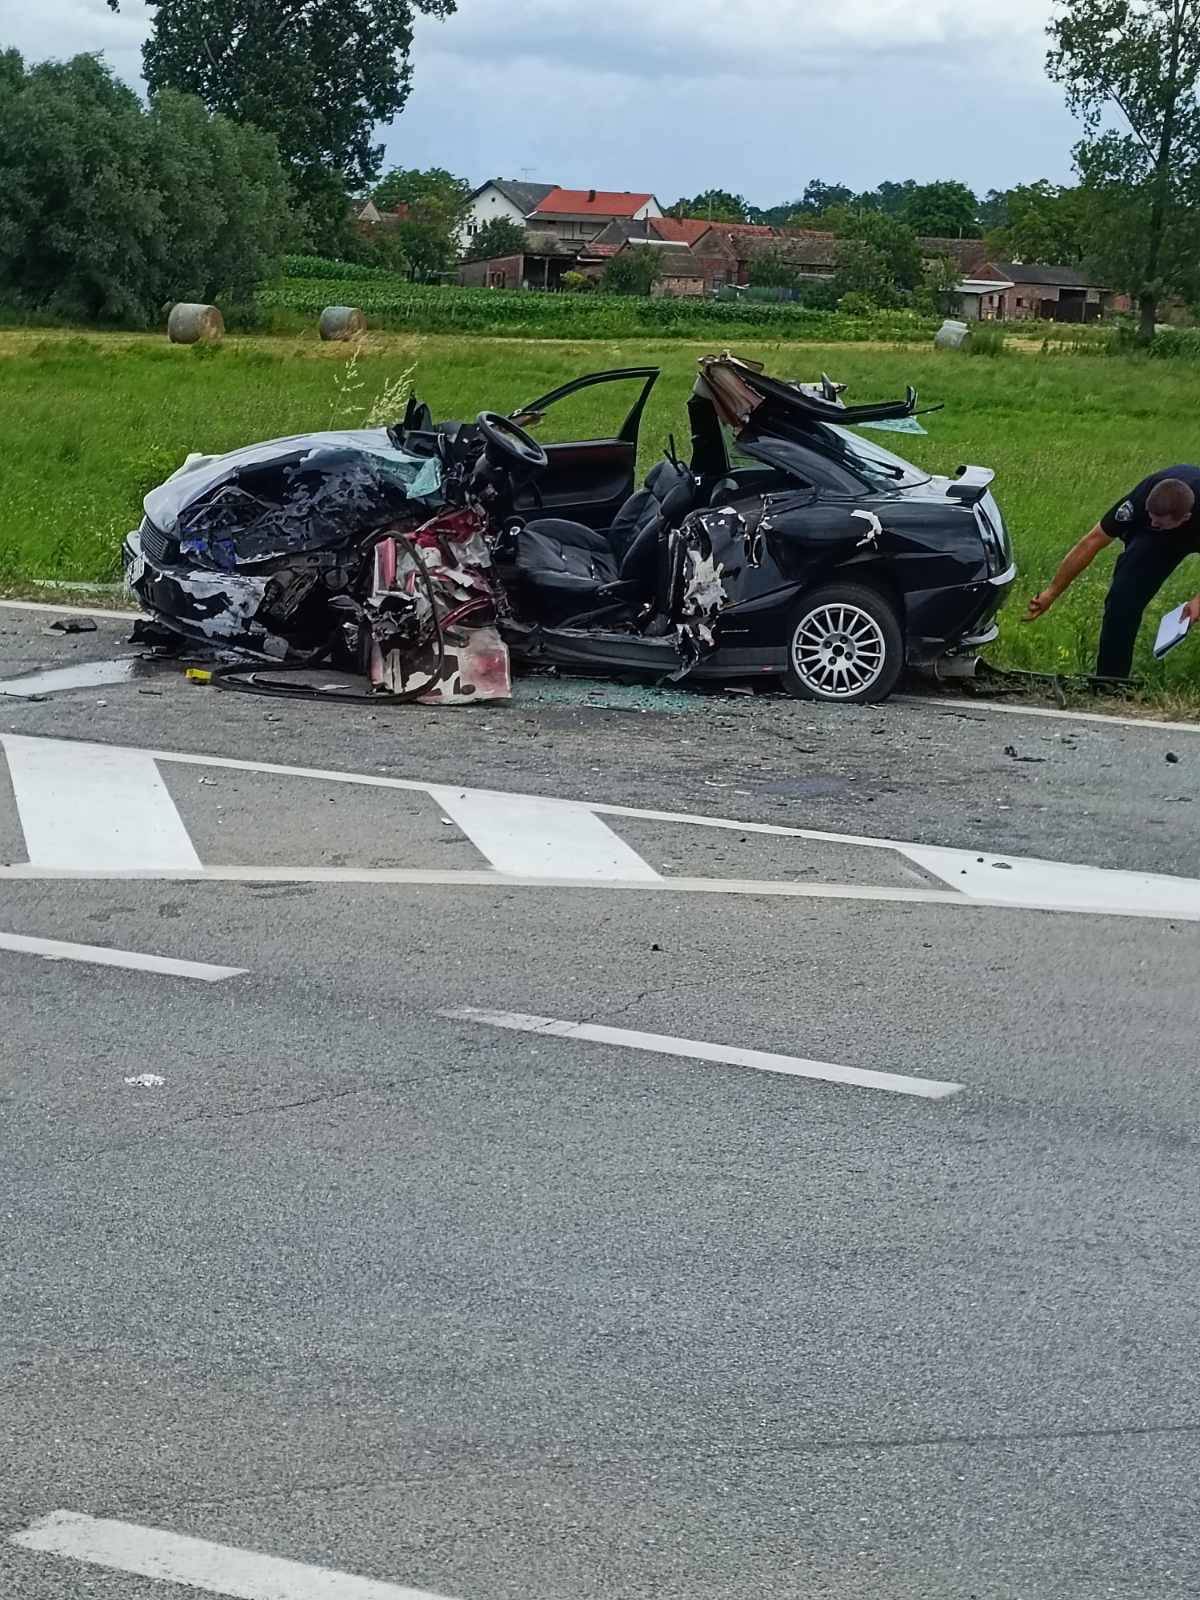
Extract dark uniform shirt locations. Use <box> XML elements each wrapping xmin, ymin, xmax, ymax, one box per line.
<box><xmin>1100</xmin><ymin>465</ymin><xmax>1200</xmax><ymax>545</ymax></box>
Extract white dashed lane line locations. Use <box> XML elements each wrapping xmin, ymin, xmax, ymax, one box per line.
<box><xmin>442</xmin><ymin>1006</ymin><xmax>965</xmax><ymax>1100</ymax></box>
<box><xmin>0</xmin><ymin>931</ymin><xmax>244</xmax><ymax>982</ymax></box>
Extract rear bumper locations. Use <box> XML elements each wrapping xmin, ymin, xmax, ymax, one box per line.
<box><xmin>906</xmin><ymin>560</ymin><xmax>1015</xmax><ymax>663</ymax></box>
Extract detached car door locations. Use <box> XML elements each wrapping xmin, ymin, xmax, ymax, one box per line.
<box><xmin>509</xmin><ymin>368</ymin><xmax>659</xmax><ymax>529</ymax></box>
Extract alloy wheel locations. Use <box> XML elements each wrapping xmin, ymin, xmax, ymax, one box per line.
<box><xmin>790</xmin><ymin>602</ymin><xmax>887</xmax><ymax>699</ymax></box>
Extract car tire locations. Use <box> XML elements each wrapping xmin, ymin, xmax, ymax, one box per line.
<box><xmin>782</xmin><ymin>583</ymin><xmax>904</xmax><ymax>704</ymax></box>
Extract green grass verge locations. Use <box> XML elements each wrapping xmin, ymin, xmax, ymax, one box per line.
<box><xmin>2</xmin><ymin>327</ymin><xmax>1200</xmax><ymax>694</ymax></box>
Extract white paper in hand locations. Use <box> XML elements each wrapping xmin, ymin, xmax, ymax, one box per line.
<box><xmin>1154</xmin><ymin>603</ymin><xmax>1192</xmax><ymax>659</ymax></box>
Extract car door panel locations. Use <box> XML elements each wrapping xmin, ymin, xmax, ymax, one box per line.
<box><xmin>513</xmin><ymin>440</ymin><xmax>638</xmax><ymax>528</ymax></box>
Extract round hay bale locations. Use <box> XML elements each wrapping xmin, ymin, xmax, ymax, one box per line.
<box><xmin>168</xmin><ymin>303</ymin><xmax>225</xmax><ymax>345</ymax></box>
<box><xmin>934</xmin><ymin>318</ymin><xmax>971</xmax><ymax>351</ymax></box>
<box><xmin>319</xmin><ymin>305</ymin><xmax>367</xmax><ymax>341</ymax></box>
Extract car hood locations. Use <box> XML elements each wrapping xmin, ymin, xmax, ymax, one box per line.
<box><xmin>143</xmin><ymin>428</ymin><xmax>443</xmax><ymax>539</ymax></box>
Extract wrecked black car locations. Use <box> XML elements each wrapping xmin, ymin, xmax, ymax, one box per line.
<box><xmin>124</xmin><ymin>354</ymin><xmax>1016</xmax><ymax>705</ymax></box>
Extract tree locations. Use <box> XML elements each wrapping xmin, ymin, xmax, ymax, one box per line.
<box><xmin>915</xmin><ymin>255</ymin><xmax>963</xmax><ymax>316</ymax></box>
<box><xmin>749</xmin><ymin>198</ymin><xmax>806</xmax><ymax>226</ymax></box>
<box><xmin>603</xmin><ymin>247</ymin><xmax>663</xmax><ymax>296</ymax></box>
<box><xmin>793</xmin><ymin>180</ymin><xmax>854</xmax><ymax>217</ymax></box>
<box><xmin>0</xmin><ymin>52</ymin><xmax>293</xmax><ymax>324</ymax></box>
<box><xmin>463</xmin><ymin>217</ymin><xmax>525</xmax><ymax>263</ymax></box>
<box><xmin>826</xmin><ymin>211</ymin><xmax>922</xmax><ymax>290</ymax></box>
<box><xmin>747</xmin><ymin>246</ymin><xmax>801</xmax><ymax>291</ymax></box>
<box><xmin>108</xmin><ymin>0</ymin><xmax>456</xmax><ymax>252</ymax></box>
<box><xmin>1047</xmin><ymin>0</ymin><xmax>1200</xmax><ymax>341</ymax></box>
<box><xmin>869</xmin><ymin>179</ymin><xmax>918</xmax><ymax>217</ymax></box>
<box><xmin>832</xmin><ymin>240</ymin><xmax>898</xmax><ymax>309</ymax></box>
<box><xmin>983</xmin><ymin>180</ymin><xmax>1088</xmax><ymax>264</ymax></box>
<box><xmin>976</xmin><ymin>188</ymin><xmax>1010</xmax><ymax>231</ymax></box>
<box><xmin>384</xmin><ymin>219</ymin><xmax>457</xmax><ymax>279</ymax></box>
<box><xmin>369</xmin><ymin>165</ymin><xmax>472</xmax><ymax>272</ymax></box>
<box><xmin>902</xmin><ymin>179</ymin><xmax>978</xmax><ymax>236</ymax></box>
<box><xmin>668</xmin><ymin>189</ymin><xmax>749</xmax><ymax>222</ymax></box>
<box><xmin>373</xmin><ymin>166</ymin><xmax>470</xmax><ymax>226</ymax></box>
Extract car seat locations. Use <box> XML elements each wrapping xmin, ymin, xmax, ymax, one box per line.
<box><xmin>516</xmin><ymin>461</ymin><xmax>696</xmax><ymax>627</ymax></box>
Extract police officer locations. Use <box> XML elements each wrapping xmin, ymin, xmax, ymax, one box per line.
<box><xmin>1023</xmin><ymin>467</ymin><xmax>1200</xmax><ymax>677</ymax></box>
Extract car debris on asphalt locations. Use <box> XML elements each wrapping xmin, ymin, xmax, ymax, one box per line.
<box><xmin>47</xmin><ymin>616</ymin><xmax>98</xmax><ymax>634</ymax></box>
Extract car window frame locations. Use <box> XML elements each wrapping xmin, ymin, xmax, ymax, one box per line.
<box><xmin>510</xmin><ymin>368</ymin><xmax>660</xmax><ymax>446</ymax></box>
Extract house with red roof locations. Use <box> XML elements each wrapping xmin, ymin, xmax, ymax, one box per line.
<box><xmin>529</xmin><ymin>188</ymin><xmax>663</xmax><ymax>241</ymax></box>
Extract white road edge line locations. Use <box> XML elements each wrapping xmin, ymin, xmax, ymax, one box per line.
<box><xmin>895</xmin><ymin>692</ymin><xmax>1200</xmax><ymax>736</ymax></box>
<box><xmin>0</xmin><ymin>599</ymin><xmax>135</xmax><ymax>622</ymax></box>
<box><xmin>0</xmin><ymin>931</ymin><xmax>244</xmax><ymax>982</ymax></box>
<box><xmin>9</xmin><ymin>1511</ymin><xmax>458</xmax><ymax>1600</ymax></box>
<box><xmin>442</xmin><ymin>1006</ymin><xmax>965</xmax><ymax>1100</ymax></box>
<box><xmin>0</xmin><ymin>863</ymin><xmax>1197</xmax><ymax>921</ymax></box>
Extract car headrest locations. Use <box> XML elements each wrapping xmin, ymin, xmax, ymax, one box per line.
<box><xmin>659</xmin><ymin>476</ymin><xmax>697</xmax><ymax>523</ymax></box>
<box><xmin>709</xmin><ymin>476</ymin><xmax>739</xmax><ymax>507</ymax></box>
<box><xmin>645</xmin><ymin>458</ymin><xmax>691</xmax><ymax>501</ymax></box>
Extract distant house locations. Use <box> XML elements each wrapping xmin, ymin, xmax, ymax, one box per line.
<box><xmin>740</xmin><ymin>230</ymin><xmax>842</xmax><ymax>285</ymax></box>
<box><xmin>955</xmin><ymin>269</ymin><xmax>1016</xmax><ymax>322</ymax></box>
<box><xmin>460</xmin><ymin>179</ymin><xmax>559</xmax><ymax>248</ymax></box>
<box><xmin>458</xmin><ymin>198</ymin><xmax>1057</xmax><ymax>308</ymax></box>
<box><xmin>920</xmin><ymin>237</ymin><xmax>990</xmax><ymax>275</ymax></box>
<box><xmin>529</xmin><ymin>188</ymin><xmax>663</xmax><ymax>242</ymax></box>
<box><xmin>459</xmin><ymin>230</ymin><xmax>582</xmax><ymax>291</ymax></box>
<box><xmin>571</xmin><ymin>222</ymin><xmax>703</xmax><ymax>295</ymax></box>
<box><xmin>350</xmin><ymin>198</ymin><xmax>411</xmax><ymax>238</ymax></box>
<box><xmin>952</xmin><ymin>260</ymin><xmax>1126</xmax><ymax>322</ymax></box>
<box><xmin>582</xmin><ymin>219</ymin><xmax>777</xmax><ymax>293</ymax></box>
<box><xmin>991</xmin><ymin>261</ymin><xmax>1116</xmax><ymax>322</ymax></box>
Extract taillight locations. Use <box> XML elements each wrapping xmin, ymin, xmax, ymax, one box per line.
<box><xmin>974</xmin><ymin>502</ymin><xmax>1005</xmax><ymax>576</ymax></box>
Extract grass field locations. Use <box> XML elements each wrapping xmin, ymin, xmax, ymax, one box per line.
<box><xmin>3</xmin><ymin>327</ymin><xmax>1200</xmax><ymax>688</ymax></box>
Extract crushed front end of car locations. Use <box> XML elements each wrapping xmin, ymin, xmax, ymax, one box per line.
<box><xmin>123</xmin><ymin>420</ymin><xmax>515</xmax><ymax>703</ymax></box>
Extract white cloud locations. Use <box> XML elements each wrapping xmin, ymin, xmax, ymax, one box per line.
<box><xmin>4</xmin><ymin>0</ymin><xmax>1080</xmax><ymax>199</ymax></box>
<box><xmin>413</xmin><ymin>0</ymin><xmax>1055</xmax><ymax>83</ymax></box>
<box><xmin>5</xmin><ymin>0</ymin><xmax>151</xmax><ymax>87</ymax></box>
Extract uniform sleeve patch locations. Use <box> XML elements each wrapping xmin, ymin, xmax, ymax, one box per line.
<box><xmin>1115</xmin><ymin>500</ymin><xmax>1135</xmax><ymax>523</ymax></box>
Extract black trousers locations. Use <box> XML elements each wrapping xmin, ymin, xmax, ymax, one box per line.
<box><xmin>1096</xmin><ymin>534</ymin><xmax>1200</xmax><ymax>678</ymax></box>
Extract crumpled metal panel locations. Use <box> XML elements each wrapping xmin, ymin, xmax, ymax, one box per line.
<box><xmin>695</xmin><ymin>356</ymin><xmax>766</xmax><ymax>431</ymax></box>
<box><xmin>365</xmin><ymin>506</ymin><xmax>512</xmax><ymax>703</ymax></box>
<box><xmin>146</xmin><ymin>431</ymin><xmax>442</xmax><ymax>562</ymax></box>
<box><xmin>671</xmin><ymin>505</ymin><xmax>752</xmax><ymax>671</ymax></box>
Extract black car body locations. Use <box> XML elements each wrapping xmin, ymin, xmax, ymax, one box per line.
<box><xmin>123</xmin><ymin>355</ymin><xmax>1015</xmax><ymax>704</ymax></box>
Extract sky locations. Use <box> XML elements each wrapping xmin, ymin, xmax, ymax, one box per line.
<box><xmin>5</xmin><ymin>0</ymin><xmax>1083</xmax><ymax>205</ymax></box>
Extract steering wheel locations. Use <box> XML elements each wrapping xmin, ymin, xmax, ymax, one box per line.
<box><xmin>476</xmin><ymin>411</ymin><xmax>549</xmax><ymax>472</ymax></box>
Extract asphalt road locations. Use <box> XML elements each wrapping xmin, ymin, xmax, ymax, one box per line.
<box><xmin>2</xmin><ymin>606</ymin><xmax>1199</xmax><ymax>1599</ymax></box>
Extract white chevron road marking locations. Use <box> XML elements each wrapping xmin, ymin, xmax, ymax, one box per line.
<box><xmin>9</xmin><ymin>1511</ymin><xmax>459</xmax><ymax>1600</ymax></box>
<box><xmin>431</xmin><ymin>783</ymin><xmax>660</xmax><ymax>881</ymax></box>
<box><xmin>2</xmin><ymin>733</ymin><xmax>201</xmax><ymax>871</ymax></box>
<box><xmin>1</xmin><ymin>733</ymin><xmax>1198</xmax><ymax>921</ymax></box>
